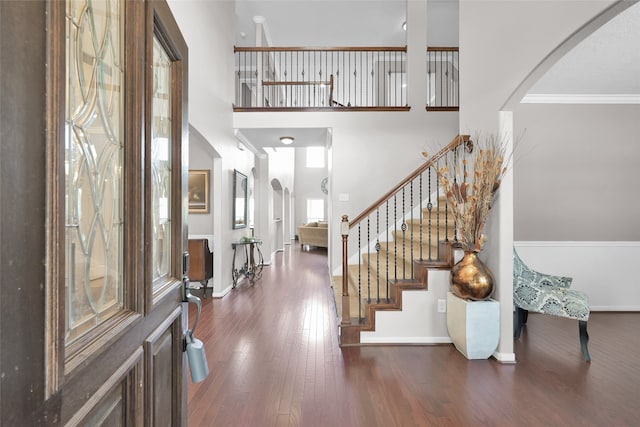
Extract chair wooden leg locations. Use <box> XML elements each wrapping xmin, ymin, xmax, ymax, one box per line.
<box><xmin>579</xmin><ymin>320</ymin><xmax>591</xmax><ymax>362</ymax></box>
<box><xmin>514</xmin><ymin>307</ymin><xmax>527</xmax><ymax>339</ymax></box>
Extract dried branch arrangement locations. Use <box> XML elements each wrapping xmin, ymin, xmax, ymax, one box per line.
<box><xmin>436</xmin><ymin>133</ymin><xmax>510</xmax><ymax>252</ymax></box>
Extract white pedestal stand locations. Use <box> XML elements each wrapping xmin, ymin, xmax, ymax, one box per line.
<box><xmin>446</xmin><ymin>292</ymin><xmax>500</xmax><ymax>359</ymax></box>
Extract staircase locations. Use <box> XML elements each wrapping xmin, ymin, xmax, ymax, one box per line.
<box><xmin>335</xmin><ymin>135</ymin><xmax>472</xmax><ymax>345</ymax></box>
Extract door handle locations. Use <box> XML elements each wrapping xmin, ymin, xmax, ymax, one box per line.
<box><xmin>182</xmin><ymin>251</ymin><xmax>209</xmax><ymax>383</ymax></box>
<box><xmin>182</xmin><ymin>251</ymin><xmax>202</xmax><ymax>340</ymax></box>
<box><xmin>185</xmin><ymin>287</ymin><xmax>201</xmax><ymax>339</ymax></box>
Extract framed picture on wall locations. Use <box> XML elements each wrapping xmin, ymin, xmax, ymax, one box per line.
<box><xmin>188</xmin><ymin>169</ymin><xmax>210</xmax><ymax>213</ymax></box>
<box><xmin>232</xmin><ymin>169</ymin><xmax>248</xmax><ymax>229</ymax></box>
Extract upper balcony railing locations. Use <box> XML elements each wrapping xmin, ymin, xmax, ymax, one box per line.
<box><xmin>234</xmin><ymin>46</ymin><xmax>459</xmax><ymax>111</ymax></box>
<box><xmin>426</xmin><ymin>47</ymin><xmax>459</xmax><ymax>111</ymax></box>
<box><xmin>234</xmin><ymin>46</ymin><xmax>409</xmax><ymax>111</ymax></box>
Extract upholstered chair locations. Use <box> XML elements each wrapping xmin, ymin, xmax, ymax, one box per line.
<box><xmin>513</xmin><ymin>249</ymin><xmax>591</xmax><ymax>361</ymax></box>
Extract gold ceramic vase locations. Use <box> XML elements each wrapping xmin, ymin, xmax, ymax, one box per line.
<box><xmin>450</xmin><ymin>251</ymin><xmax>495</xmax><ymax>300</ymax></box>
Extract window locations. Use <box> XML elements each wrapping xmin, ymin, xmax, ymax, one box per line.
<box><xmin>306</xmin><ymin>199</ymin><xmax>324</xmax><ymax>223</ymax></box>
<box><xmin>306</xmin><ymin>147</ymin><xmax>325</xmax><ymax>168</ymax></box>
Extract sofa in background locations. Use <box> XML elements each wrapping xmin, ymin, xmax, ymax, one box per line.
<box><xmin>297</xmin><ymin>221</ymin><xmax>328</xmax><ymax>249</ymax></box>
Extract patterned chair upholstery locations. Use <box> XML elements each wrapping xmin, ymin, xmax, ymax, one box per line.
<box><xmin>513</xmin><ymin>249</ymin><xmax>591</xmax><ymax>361</ymax></box>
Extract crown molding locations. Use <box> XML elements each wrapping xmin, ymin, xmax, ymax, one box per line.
<box><xmin>521</xmin><ymin>94</ymin><xmax>640</xmax><ymax>104</ymax></box>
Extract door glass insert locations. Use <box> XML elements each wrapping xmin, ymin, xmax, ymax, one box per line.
<box><xmin>65</xmin><ymin>0</ymin><xmax>124</xmax><ymax>343</ymax></box>
<box><xmin>151</xmin><ymin>35</ymin><xmax>173</xmax><ymax>288</ymax></box>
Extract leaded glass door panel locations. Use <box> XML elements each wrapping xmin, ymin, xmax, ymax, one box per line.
<box><xmin>65</xmin><ymin>0</ymin><xmax>126</xmax><ymax>346</ymax></box>
<box><xmin>31</xmin><ymin>0</ymin><xmax>189</xmax><ymax>424</ymax></box>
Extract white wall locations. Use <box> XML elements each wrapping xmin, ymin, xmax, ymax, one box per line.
<box><xmin>460</xmin><ymin>0</ymin><xmax>619</xmax><ymax>132</ymax></box>
<box><xmin>459</xmin><ymin>0</ymin><xmax>621</xmax><ymax>361</ymax></box>
<box><xmin>169</xmin><ymin>0</ymin><xmax>254</xmax><ymax>296</ymax></box>
<box><xmin>515</xmin><ymin>242</ymin><xmax>640</xmax><ymax>311</ymax></box>
<box><xmin>294</xmin><ymin>147</ymin><xmax>328</xmax><ymax>231</ymax></box>
<box><xmin>169</xmin><ymin>1</ymin><xmax>298</xmax><ymax>294</ymax></box>
<box><xmin>234</xmin><ymin>111</ymin><xmax>460</xmax><ymax>272</ymax></box>
<box><xmin>427</xmin><ymin>0</ymin><xmax>459</xmax><ymax>46</ymax></box>
<box><xmin>260</xmin><ymin>148</ymin><xmax>295</xmax><ymax>261</ymax></box>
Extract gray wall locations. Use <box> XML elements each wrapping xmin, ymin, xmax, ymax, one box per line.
<box><xmin>514</xmin><ymin>103</ymin><xmax>640</xmax><ymax>241</ymax></box>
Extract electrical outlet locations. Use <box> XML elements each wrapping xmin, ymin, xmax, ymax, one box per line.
<box><xmin>437</xmin><ymin>299</ymin><xmax>447</xmax><ymax>313</ymax></box>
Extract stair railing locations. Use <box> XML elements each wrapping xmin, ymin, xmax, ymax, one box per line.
<box><xmin>340</xmin><ymin>134</ymin><xmax>472</xmax><ymax>323</ymax></box>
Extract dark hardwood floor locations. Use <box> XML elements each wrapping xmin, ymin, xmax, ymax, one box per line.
<box><xmin>188</xmin><ymin>245</ymin><xmax>640</xmax><ymax>426</ymax></box>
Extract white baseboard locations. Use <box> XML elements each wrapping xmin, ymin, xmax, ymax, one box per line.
<box><xmin>210</xmin><ymin>285</ymin><xmax>233</xmax><ymax>298</ymax></box>
<box><xmin>263</xmin><ymin>250</ymin><xmax>283</xmax><ymax>265</ymax></box>
<box><xmin>515</xmin><ymin>241</ymin><xmax>640</xmax><ymax>248</ymax></box>
<box><xmin>492</xmin><ymin>351</ymin><xmax>516</xmax><ymax>364</ymax></box>
<box><xmin>591</xmin><ymin>306</ymin><xmax>640</xmax><ymax>311</ymax></box>
<box><xmin>360</xmin><ymin>336</ymin><xmax>452</xmax><ymax>345</ymax></box>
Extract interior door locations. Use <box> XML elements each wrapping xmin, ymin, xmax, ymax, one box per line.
<box><xmin>0</xmin><ymin>0</ymin><xmax>190</xmax><ymax>425</ymax></box>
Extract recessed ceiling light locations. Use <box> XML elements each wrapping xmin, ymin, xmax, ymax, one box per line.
<box><xmin>280</xmin><ymin>136</ymin><xmax>294</xmax><ymax>145</ymax></box>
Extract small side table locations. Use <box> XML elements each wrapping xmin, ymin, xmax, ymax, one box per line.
<box><xmin>231</xmin><ymin>239</ymin><xmax>264</xmax><ymax>288</ymax></box>
<box><xmin>446</xmin><ymin>292</ymin><xmax>500</xmax><ymax>359</ymax></box>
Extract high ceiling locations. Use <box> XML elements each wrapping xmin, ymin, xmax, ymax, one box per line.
<box><xmin>235</xmin><ymin>0</ymin><xmax>408</xmax><ymax>47</ymax></box>
<box><xmin>234</xmin><ymin>0</ymin><xmax>640</xmax><ymax>151</ymax></box>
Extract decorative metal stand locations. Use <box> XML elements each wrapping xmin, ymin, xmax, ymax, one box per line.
<box><xmin>231</xmin><ymin>239</ymin><xmax>264</xmax><ymax>288</ymax></box>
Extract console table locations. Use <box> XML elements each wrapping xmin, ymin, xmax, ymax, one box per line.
<box><xmin>231</xmin><ymin>238</ymin><xmax>264</xmax><ymax>288</ymax></box>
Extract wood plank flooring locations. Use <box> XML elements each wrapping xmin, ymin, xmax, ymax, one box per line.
<box><xmin>188</xmin><ymin>245</ymin><xmax>640</xmax><ymax>426</ymax></box>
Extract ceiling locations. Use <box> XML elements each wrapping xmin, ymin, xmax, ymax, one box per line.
<box><xmin>236</xmin><ymin>128</ymin><xmax>329</xmax><ymax>153</ymax></box>
<box><xmin>235</xmin><ymin>0</ymin><xmax>408</xmax><ymax>47</ymax></box>
<box><xmin>234</xmin><ymin>0</ymin><xmax>640</xmax><ymax>151</ymax></box>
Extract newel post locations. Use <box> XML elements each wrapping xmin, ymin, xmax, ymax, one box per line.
<box><xmin>340</xmin><ymin>215</ymin><xmax>351</xmax><ymax>325</ymax></box>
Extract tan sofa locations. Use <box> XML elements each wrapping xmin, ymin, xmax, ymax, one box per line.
<box><xmin>297</xmin><ymin>221</ymin><xmax>328</xmax><ymax>249</ymax></box>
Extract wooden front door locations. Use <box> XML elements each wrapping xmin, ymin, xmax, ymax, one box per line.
<box><xmin>0</xmin><ymin>0</ymin><xmax>190</xmax><ymax>424</ymax></box>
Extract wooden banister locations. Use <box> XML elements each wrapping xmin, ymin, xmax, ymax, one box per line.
<box><xmin>426</xmin><ymin>46</ymin><xmax>459</xmax><ymax>52</ymax></box>
<box><xmin>235</xmin><ymin>46</ymin><xmax>407</xmax><ymax>53</ymax></box>
<box><xmin>262</xmin><ymin>80</ymin><xmax>331</xmax><ymax>86</ymax></box>
<box><xmin>349</xmin><ymin>134</ymin><xmax>471</xmax><ymax>228</ymax></box>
